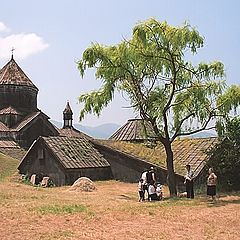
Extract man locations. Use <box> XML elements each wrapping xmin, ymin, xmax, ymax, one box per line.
<box><xmin>184</xmin><ymin>164</ymin><xmax>194</xmax><ymax>199</ymax></box>
<box><xmin>146</xmin><ymin>167</ymin><xmax>156</xmax><ymax>200</ymax></box>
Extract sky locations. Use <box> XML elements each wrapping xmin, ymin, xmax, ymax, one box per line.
<box><xmin>0</xmin><ymin>0</ymin><xmax>239</xmax><ymax>127</ymax></box>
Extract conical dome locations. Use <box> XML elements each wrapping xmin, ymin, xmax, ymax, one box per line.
<box><xmin>0</xmin><ymin>57</ymin><xmax>38</xmax><ymax>113</ymax></box>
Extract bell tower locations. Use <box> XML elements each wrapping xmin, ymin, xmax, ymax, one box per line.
<box><xmin>63</xmin><ymin>101</ymin><xmax>73</xmax><ymax>128</ymax></box>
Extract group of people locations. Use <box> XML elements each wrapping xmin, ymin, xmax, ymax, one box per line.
<box><xmin>138</xmin><ymin>167</ymin><xmax>163</xmax><ymax>202</ymax></box>
<box><xmin>138</xmin><ymin>164</ymin><xmax>218</xmax><ymax>202</ymax></box>
<box><xmin>184</xmin><ymin>164</ymin><xmax>218</xmax><ymax>201</ymax></box>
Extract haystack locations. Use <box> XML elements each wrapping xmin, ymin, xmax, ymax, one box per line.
<box><xmin>69</xmin><ymin>177</ymin><xmax>96</xmax><ymax>192</ymax></box>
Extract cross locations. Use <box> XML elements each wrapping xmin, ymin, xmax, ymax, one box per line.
<box><xmin>11</xmin><ymin>47</ymin><xmax>15</xmax><ymax>59</ymax></box>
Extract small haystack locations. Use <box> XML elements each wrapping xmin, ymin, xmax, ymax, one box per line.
<box><xmin>69</xmin><ymin>177</ymin><xmax>96</xmax><ymax>192</ymax></box>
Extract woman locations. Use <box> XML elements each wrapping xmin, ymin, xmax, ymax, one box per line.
<box><xmin>184</xmin><ymin>164</ymin><xmax>194</xmax><ymax>199</ymax></box>
<box><xmin>207</xmin><ymin>168</ymin><xmax>217</xmax><ymax>201</ymax></box>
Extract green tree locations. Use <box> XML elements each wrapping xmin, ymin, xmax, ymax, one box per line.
<box><xmin>77</xmin><ymin>19</ymin><xmax>239</xmax><ymax>196</ymax></box>
<box><xmin>207</xmin><ymin>116</ymin><xmax>240</xmax><ymax>191</ymax></box>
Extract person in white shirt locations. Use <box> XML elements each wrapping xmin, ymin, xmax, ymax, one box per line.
<box><xmin>184</xmin><ymin>164</ymin><xmax>194</xmax><ymax>199</ymax></box>
<box><xmin>148</xmin><ymin>180</ymin><xmax>158</xmax><ymax>201</ymax></box>
<box><xmin>141</xmin><ymin>170</ymin><xmax>148</xmax><ymax>200</ymax></box>
<box><xmin>156</xmin><ymin>183</ymin><xmax>163</xmax><ymax>200</ymax></box>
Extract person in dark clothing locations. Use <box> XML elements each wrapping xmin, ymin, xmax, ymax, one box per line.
<box><xmin>184</xmin><ymin>164</ymin><xmax>194</xmax><ymax>199</ymax></box>
<box><xmin>146</xmin><ymin>167</ymin><xmax>156</xmax><ymax>200</ymax></box>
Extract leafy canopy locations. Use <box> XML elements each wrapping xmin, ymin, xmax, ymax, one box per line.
<box><xmin>78</xmin><ymin>19</ymin><xmax>236</xmax><ymax>142</ymax></box>
<box><xmin>207</xmin><ymin>116</ymin><xmax>240</xmax><ymax>191</ymax></box>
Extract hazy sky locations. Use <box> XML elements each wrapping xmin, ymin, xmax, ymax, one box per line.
<box><xmin>0</xmin><ymin>0</ymin><xmax>239</xmax><ymax>127</ymax></box>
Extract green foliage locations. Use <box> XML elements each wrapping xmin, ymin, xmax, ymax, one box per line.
<box><xmin>77</xmin><ymin>18</ymin><xmax>233</xmax><ymax>140</ymax></box>
<box><xmin>77</xmin><ymin>18</ymin><xmax>239</xmax><ymax>196</ymax></box>
<box><xmin>207</xmin><ymin>117</ymin><xmax>240</xmax><ymax>191</ymax></box>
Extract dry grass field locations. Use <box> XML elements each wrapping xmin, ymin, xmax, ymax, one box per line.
<box><xmin>0</xmin><ymin>179</ymin><xmax>240</xmax><ymax>240</ymax></box>
<box><xmin>0</xmin><ymin>154</ymin><xmax>240</xmax><ymax>240</ymax></box>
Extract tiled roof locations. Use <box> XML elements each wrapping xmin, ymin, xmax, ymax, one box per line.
<box><xmin>0</xmin><ymin>122</ymin><xmax>9</xmax><ymax>131</ymax></box>
<box><xmin>11</xmin><ymin>111</ymin><xmax>41</xmax><ymax>131</ymax></box>
<box><xmin>0</xmin><ymin>140</ymin><xmax>18</xmax><ymax>148</ymax></box>
<box><xmin>0</xmin><ymin>106</ymin><xmax>22</xmax><ymax>115</ymax></box>
<box><xmin>0</xmin><ymin>58</ymin><xmax>38</xmax><ymax>90</ymax></box>
<box><xmin>0</xmin><ymin>140</ymin><xmax>27</xmax><ymax>160</ymax></box>
<box><xmin>101</xmin><ymin>137</ymin><xmax>218</xmax><ymax>177</ymax></box>
<box><xmin>0</xmin><ymin>148</ymin><xmax>27</xmax><ymax>161</ymax></box>
<box><xmin>172</xmin><ymin>137</ymin><xmax>218</xmax><ymax>176</ymax></box>
<box><xmin>58</xmin><ymin>127</ymin><xmax>92</xmax><ymax>140</ymax></box>
<box><xmin>43</xmin><ymin>136</ymin><xmax>110</xmax><ymax>169</ymax></box>
<box><xmin>109</xmin><ymin>119</ymin><xmax>157</xmax><ymax>141</ymax></box>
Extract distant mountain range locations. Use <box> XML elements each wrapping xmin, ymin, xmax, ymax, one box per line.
<box><xmin>50</xmin><ymin>120</ymin><xmax>121</xmax><ymax>139</ymax></box>
<box><xmin>51</xmin><ymin>120</ymin><xmax>217</xmax><ymax>140</ymax></box>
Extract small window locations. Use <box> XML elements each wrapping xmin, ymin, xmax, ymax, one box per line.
<box><xmin>38</xmin><ymin>149</ymin><xmax>44</xmax><ymax>159</ymax></box>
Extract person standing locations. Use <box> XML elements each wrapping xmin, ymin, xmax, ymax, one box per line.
<box><xmin>141</xmin><ymin>170</ymin><xmax>148</xmax><ymax>200</ymax></box>
<box><xmin>138</xmin><ymin>179</ymin><xmax>144</xmax><ymax>202</ymax></box>
<box><xmin>146</xmin><ymin>167</ymin><xmax>156</xmax><ymax>200</ymax></box>
<box><xmin>184</xmin><ymin>164</ymin><xmax>194</xmax><ymax>199</ymax></box>
<box><xmin>207</xmin><ymin>168</ymin><xmax>217</xmax><ymax>201</ymax></box>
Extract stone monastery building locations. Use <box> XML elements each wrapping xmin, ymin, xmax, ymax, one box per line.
<box><xmin>0</xmin><ymin>55</ymin><xmax>58</xmax><ymax>149</ymax></box>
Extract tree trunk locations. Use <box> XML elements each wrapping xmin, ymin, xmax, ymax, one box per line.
<box><xmin>164</xmin><ymin>141</ymin><xmax>177</xmax><ymax>197</ymax></box>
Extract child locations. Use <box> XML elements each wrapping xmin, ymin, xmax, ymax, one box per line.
<box><xmin>148</xmin><ymin>180</ymin><xmax>158</xmax><ymax>201</ymax></box>
<box><xmin>138</xmin><ymin>179</ymin><xmax>144</xmax><ymax>202</ymax></box>
<box><xmin>156</xmin><ymin>183</ymin><xmax>163</xmax><ymax>200</ymax></box>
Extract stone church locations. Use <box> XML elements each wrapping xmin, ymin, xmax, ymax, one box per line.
<box><xmin>0</xmin><ymin>55</ymin><xmax>58</xmax><ymax>149</ymax></box>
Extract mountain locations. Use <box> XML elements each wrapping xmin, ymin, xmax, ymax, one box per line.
<box><xmin>50</xmin><ymin>120</ymin><xmax>120</xmax><ymax>139</ymax></box>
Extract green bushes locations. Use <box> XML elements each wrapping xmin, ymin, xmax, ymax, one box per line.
<box><xmin>207</xmin><ymin>117</ymin><xmax>240</xmax><ymax>191</ymax></box>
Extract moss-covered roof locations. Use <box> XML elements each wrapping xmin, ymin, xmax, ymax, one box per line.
<box><xmin>43</xmin><ymin>136</ymin><xmax>110</xmax><ymax>169</ymax></box>
<box><xmin>100</xmin><ymin>137</ymin><xmax>218</xmax><ymax>177</ymax></box>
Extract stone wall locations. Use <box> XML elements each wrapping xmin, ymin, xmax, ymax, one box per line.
<box><xmin>18</xmin><ymin>139</ymin><xmax>66</xmax><ymax>186</ymax></box>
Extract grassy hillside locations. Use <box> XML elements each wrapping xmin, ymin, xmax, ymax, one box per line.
<box><xmin>0</xmin><ymin>153</ymin><xmax>19</xmax><ymax>181</ymax></box>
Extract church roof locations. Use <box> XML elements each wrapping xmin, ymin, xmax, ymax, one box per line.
<box><xmin>109</xmin><ymin>119</ymin><xmax>157</xmax><ymax>141</ymax></box>
<box><xmin>11</xmin><ymin>111</ymin><xmax>42</xmax><ymax>131</ymax></box>
<box><xmin>43</xmin><ymin>136</ymin><xmax>110</xmax><ymax>169</ymax></box>
<box><xmin>0</xmin><ymin>106</ymin><xmax>23</xmax><ymax>115</ymax></box>
<box><xmin>0</xmin><ymin>122</ymin><xmax>9</xmax><ymax>131</ymax></box>
<box><xmin>0</xmin><ymin>57</ymin><xmax>38</xmax><ymax>90</ymax></box>
<box><xmin>102</xmin><ymin>137</ymin><xmax>218</xmax><ymax>177</ymax></box>
<box><xmin>0</xmin><ymin>111</ymin><xmax>51</xmax><ymax>132</ymax></box>
<box><xmin>58</xmin><ymin>127</ymin><xmax>92</xmax><ymax>140</ymax></box>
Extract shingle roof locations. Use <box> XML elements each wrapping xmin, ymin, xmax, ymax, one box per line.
<box><xmin>0</xmin><ymin>106</ymin><xmax>22</xmax><ymax>115</ymax></box>
<box><xmin>100</xmin><ymin>137</ymin><xmax>218</xmax><ymax>177</ymax></box>
<box><xmin>172</xmin><ymin>137</ymin><xmax>218</xmax><ymax>176</ymax></box>
<box><xmin>0</xmin><ymin>140</ymin><xmax>18</xmax><ymax>148</ymax></box>
<box><xmin>109</xmin><ymin>119</ymin><xmax>157</xmax><ymax>141</ymax></box>
<box><xmin>11</xmin><ymin>111</ymin><xmax>41</xmax><ymax>131</ymax></box>
<box><xmin>0</xmin><ymin>122</ymin><xmax>9</xmax><ymax>131</ymax></box>
<box><xmin>0</xmin><ymin>140</ymin><xmax>26</xmax><ymax>160</ymax></box>
<box><xmin>0</xmin><ymin>58</ymin><xmax>38</xmax><ymax>90</ymax></box>
<box><xmin>43</xmin><ymin>136</ymin><xmax>110</xmax><ymax>169</ymax></box>
<box><xmin>58</xmin><ymin>127</ymin><xmax>92</xmax><ymax>140</ymax></box>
